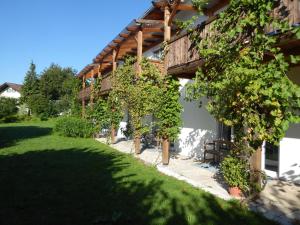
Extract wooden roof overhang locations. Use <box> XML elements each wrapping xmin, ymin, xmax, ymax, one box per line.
<box><xmin>77</xmin><ymin>0</ymin><xmax>198</xmax><ymax>79</ymax></box>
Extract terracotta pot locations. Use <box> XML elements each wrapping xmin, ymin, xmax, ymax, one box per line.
<box><xmin>228</xmin><ymin>186</ymin><xmax>242</xmax><ymax>197</ymax></box>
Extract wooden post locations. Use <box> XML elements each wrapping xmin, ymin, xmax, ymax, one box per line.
<box><xmin>98</xmin><ymin>64</ymin><xmax>102</xmax><ymax>95</ymax></box>
<box><xmin>250</xmin><ymin>147</ymin><xmax>262</xmax><ymax>186</ymax></box>
<box><xmin>134</xmin><ymin>135</ymin><xmax>141</xmax><ymax>154</ymax></box>
<box><xmin>111</xmin><ymin>49</ymin><xmax>117</xmax><ymax>144</ymax></box>
<box><xmin>90</xmin><ymin>73</ymin><xmax>95</xmax><ymax>110</ymax></box>
<box><xmin>137</xmin><ymin>30</ymin><xmax>143</xmax><ymax>76</ymax></box>
<box><xmin>132</xmin><ymin>30</ymin><xmax>144</xmax><ymax>154</ymax></box>
<box><xmin>162</xmin><ymin>6</ymin><xmax>171</xmax><ymax>165</ymax></box>
<box><xmin>164</xmin><ymin>6</ymin><xmax>171</xmax><ymax>75</ymax></box>
<box><xmin>162</xmin><ymin>137</ymin><xmax>170</xmax><ymax>165</ymax></box>
<box><xmin>112</xmin><ymin>49</ymin><xmax>117</xmax><ymax>76</ymax></box>
<box><xmin>82</xmin><ymin>76</ymin><xmax>86</xmax><ymax>118</ymax></box>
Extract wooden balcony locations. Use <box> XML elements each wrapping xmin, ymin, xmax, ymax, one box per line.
<box><xmin>100</xmin><ymin>74</ymin><xmax>112</xmax><ymax>95</ymax></box>
<box><xmin>166</xmin><ymin>18</ymin><xmax>214</xmax><ymax>76</ymax></box>
<box><xmin>134</xmin><ymin>59</ymin><xmax>164</xmax><ymax>74</ymax></box>
<box><xmin>167</xmin><ymin>0</ymin><xmax>300</xmax><ymax>76</ymax></box>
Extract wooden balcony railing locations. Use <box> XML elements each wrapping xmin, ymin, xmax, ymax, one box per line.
<box><xmin>134</xmin><ymin>59</ymin><xmax>164</xmax><ymax>74</ymax></box>
<box><xmin>167</xmin><ymin>17</ymin><xmax>214</xmax><ymax>70</ymax></box>
<box><xmin>100</xmin><ymin>74</ymin><xmax>112</xmax><ymax>94</ymax></box>
<box><xmin>167</xmin><ymin>0</ymin><xmax>300</xmax><ymax>71</ymax></box>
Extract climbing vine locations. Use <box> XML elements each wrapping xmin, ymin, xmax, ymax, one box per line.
<box><xmin>110</xmin><ymin>57</ymin><xmax>162</xmax><ymax>144</ymax></box>
<box><xmin>155</xmin><ymin>76</ymin><xmax>182</xmax><ymax>141</ymax></box>
<box><xmin>184</xmin><ymin>0</ymin><xmax>300</xmax><ymax>147</ymax></box>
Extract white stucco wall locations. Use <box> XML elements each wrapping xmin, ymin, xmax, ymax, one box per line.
<box><xmin>262</xmin><ymin>66</ymin><xmax>300</xmax><ymax>183</ymax></box>
<box><xmin>0</xmin><ymin>88</ymin><xmax>21</xmax><ymax>99</ymax></box>
<box><xmin>175</xmin><ymin>79</ymin><xmax>217</xmax><ymax>159</ymax></box>
<box><xmin>278</xmin><ymin>66</ymin><xmax>300</xmax><ymax>183</ymax></box>
<box><xmin>117</xmin><ymin>110</ymin><xmax>129</xmax><ymax>140</ymax></box>
<box><xmin>279</xmin><ymin>123</ymin><xmax>300</xmax><ymax>184</ymax></box>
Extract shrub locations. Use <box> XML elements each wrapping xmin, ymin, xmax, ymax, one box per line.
<box><xmin>220</xmin><ymin>156</ymin><xmax>250</xmax><ymax>192</ymax></box>
<box><xmin>0</xmin><ymin>97</ymin><xmax>18</xmax><ymax>120</ymax></box>
<box><xmin>54</xmin><ymin>116</ymin><xmax>95</xmax><ymax>138</ymax></box>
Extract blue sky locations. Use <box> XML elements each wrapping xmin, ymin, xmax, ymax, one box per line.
<box><xmin>0</xmin><ymin>0</ymin><xmax>151</xmax><ymax>84</ymax></box>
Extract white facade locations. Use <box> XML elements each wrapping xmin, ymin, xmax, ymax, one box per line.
<box><xmin>262</xmin><ymin>66</ymin><xmax>300</xmax><ymax>183</ymax></box>
<box><xmin>0</xmin><ymin>87</ymin><xmax>21</xmax><ymax>99</ymax></box>
<box><xmin>175</xmin><ymin>79</ymin><xmax>217</xmax><ymax>159</ymax></box>
<box><xmin>279</xmin><ymin>123</ymin><xmax>300</xmax><ymax>183</ymax></box>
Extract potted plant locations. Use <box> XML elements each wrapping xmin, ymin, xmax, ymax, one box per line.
<box><xmin>220</xmin><ymin>156</ymin><xmax>250</xmax><ymax>197</ymax></box>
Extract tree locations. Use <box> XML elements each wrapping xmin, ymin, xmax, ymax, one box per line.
<box><xmin>0</xmin><ymin>97</ymin><xmax>18</xmax><ymax>119</ymax></box>
<box><xmin>20</xmin><ymin>61</ymin><xmax>39</xmax><ymax>115</ymax></box>
<box><xmin>39</xmin><ymin>64</ymin><xmax>76</xmax><ymax>100</ymax></box>
<box><xmin>38</xmin><ymin>64</ymin><xmax>77</xmax><ymax>116</ymax></box>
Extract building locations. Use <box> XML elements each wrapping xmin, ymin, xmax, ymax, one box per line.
<box><xmin>78</xmin><ymin>0</ymin><xmax>300</xmax><ymax>183</ymax></box>
<box><xmin>0</xmin><ymin>82</ymin><xmax>22</xmax><ymax>99</ymax></box>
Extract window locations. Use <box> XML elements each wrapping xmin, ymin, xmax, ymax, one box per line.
<box><xmin>152</xmin><ymin>49</ymin><xmax>163</xmax><ymax>60</ymax></box>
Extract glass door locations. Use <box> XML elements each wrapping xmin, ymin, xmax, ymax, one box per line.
<box><xmin>264</xmin><ymin>142</ymin><xmax>279</xmax><ymax>177</ymax></box>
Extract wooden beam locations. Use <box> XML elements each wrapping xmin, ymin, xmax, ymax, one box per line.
<box><xmin>120</xmin><ymin>33</ymin><xmax>130</xmax><ymax>38</ymax></box>
<box><xmin>143</xmin><ymin>33</ymin><xmax>164</xmax><ymax>39</ymax></box>
<box><xmin>108</xmin><ymin>44</ymin><xmax>118</xmax><ymax>49</ymax></box>
<box><xmin>82</xmin><ymin>77</ymin><xmax>86</xmax><ymax>118</ymax></box>
<box><xmin>126</xmin><ymin>26</ymin><xmax>140</xmax><ymax>32</ymax></box>
<box><xmin>164</xmin><ymin>5</ymin><xmax>171</xmax><ymax>75</ymax></box>
<box><xmin>135</xmin><ymin>19</ymin><xmax>164</xmax><ymax>25</ymax></box>
<box><xmin>112</xmin><ymin>49</ymin><xmax>117</xmax><ymax>75</ymax></box>
<box><xmin>162</xmin><ymin>5</ymin><xmax>171</xmax><ymax>165</ymax></box>
<box><xmin>169</xmin><ymin>0</ymin><xmax>181</xmax><ymax>26</ymax></box>
<box><xmin>137</xmin><ymin>30</ymin><xmax>143</xmax><ymax>76</ymax></box>
<box><xmin>177</xmin><ymin>4</ymin><xmax>197</xmax><ymax>11</ymax></box>
<box><xmin>143</xmin><ymin>27</ymin><xmax>164</xmax><ymax>33</ymax></box>
<box><xmin>90</xmin><ymin>77</ymin><xmax>94</xmax><ymax>109</ymax></box>
<box><xmin>113</xmin><ymin>39</ymin><xmax>123</xmax><ymax>44</ymax></box>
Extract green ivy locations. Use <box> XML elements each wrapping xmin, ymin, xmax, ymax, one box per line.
<box><xmin>110</xmin><ymin>57</ymin><xmax>162</xmax><ymax>139</ymax></box>
<box><xmin>155</xmin><ymin>76</ymin><xmax>182</xmax><ymax>141</ymax></box>
<box><xmin>184</xmin><ymin>0</ymin><xmax>300</xmax><ymax>147</ymax></box>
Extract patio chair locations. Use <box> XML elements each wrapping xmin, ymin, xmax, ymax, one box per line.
<box><xmin>203</xmin><ymin>141</ymin><xmax>219</xmax><ymax>162</ymax></box>
<box><xmin>215</xmin><ymin>140</ymin><xmax>232</xmax><ymax>161</ymax></box>
<box><xmin>203</xmin><ymin>140</ymin><xmax>233</xmax><ymax>163</ymax></box>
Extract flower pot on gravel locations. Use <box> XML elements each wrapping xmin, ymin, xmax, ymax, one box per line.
<box><xmin>228</xmin><ymin>186</ymin><xmax>242</xmax><ymax>197</ymax></box>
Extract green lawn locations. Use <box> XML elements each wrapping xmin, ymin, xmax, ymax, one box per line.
<box><xmin>0</xmin><ymin>121</ymin><xmax>276</xmax><ymax>225</ymax></box>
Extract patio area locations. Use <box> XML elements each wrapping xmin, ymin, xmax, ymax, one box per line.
<box><xmin>96</xmin><ymin>138</ymin><xmax>300</xmax><ymax>225</ymax></box>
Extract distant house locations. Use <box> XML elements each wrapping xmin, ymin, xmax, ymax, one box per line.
<box><xmin>0</xmin><ymin>82</ymin><xmax>22</xmax><ymax>99</ymax></box>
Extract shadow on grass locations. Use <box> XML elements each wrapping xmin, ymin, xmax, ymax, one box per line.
<box><xmin>0</xmin><ymin>126</ymin><xmax>52</xmax><ymax>148</ymax></box>
<box><xmin>0</xmin><ymin>147</ymin><xmax>276</xmax><ymax>225</ymax></box>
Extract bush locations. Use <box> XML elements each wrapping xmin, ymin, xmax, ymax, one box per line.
<box><xmin>54</xmin><ymin>116</ymin><xmax>95</xmax><ymax>138</ymax></box>
<box><xmin>220</xmin><ymin>156</ymin><xmax>250</xmax><ymax>192</ymax></box>
<box><xmin>0</xmin><ymin>97</ymin><xmax>18</xmax><ymax>120</ymax></box>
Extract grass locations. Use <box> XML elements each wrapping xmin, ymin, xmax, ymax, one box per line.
<box><xmin>0</xmin><ymin>120</ymin><xmax>277</xmax><ymax>225</ymax></box>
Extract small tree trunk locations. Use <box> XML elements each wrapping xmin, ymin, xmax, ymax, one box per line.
<box><xmin>111</xmin><ymin>125</ymin><xmax>116</xmax><ymax>144</ymax></box>
<box><xmin>162</xmin><ymin>137</ymin><xmax>170</xmax><ymax>165</ymax></box>
<box><xmin>134</xmin><ymin>135</ymin><xmax>141</xmax><ymax>154</ymax></box>
<box><xmin>250</xmin><ymin>146</ymin><xmax>262</xmax><ymax>187</ymax></box>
